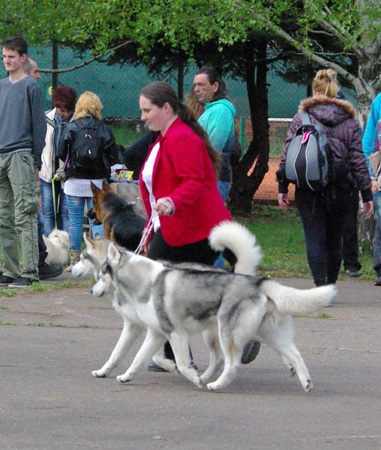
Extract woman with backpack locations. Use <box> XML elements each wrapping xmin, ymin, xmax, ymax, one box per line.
<box><xmin>276</xmin><ymin>69</ymin><xmax>373</xmax><ymax>287</ymax></box>
<box><xmin>59</xmin><ymin>91</ymin><xmax>119</xmax><ymax>270</ymax></box>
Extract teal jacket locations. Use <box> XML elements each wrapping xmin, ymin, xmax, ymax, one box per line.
<box><xmin>363</xmin><ymin>92</ymin><xmax>381</xmax><ymax>177</ymax></box>
<box><xmin>198</xmin><ymin>99</ymin><xmax>236</xmax><ymax>182</ymax></box>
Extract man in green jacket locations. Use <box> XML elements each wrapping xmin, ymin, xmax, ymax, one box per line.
<box><xmin>193</xmin><ymin>66</ymin><xmax>236</xmax><ymax>202</ymax></box>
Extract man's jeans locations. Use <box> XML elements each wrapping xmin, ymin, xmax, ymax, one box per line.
<box><xmin>40</xmin><ymin>178</ymin><xmax>69</xmax><ymax>236</ymax></box>
<box><xmin>0</xmin><ymin>151</ymin><xmax>39</xmax><ymax>280</ymax></box>
<box><xmin>66</xmin><ymin>195</ymin><xmax>104</xmax><ymax>251</ymax></box>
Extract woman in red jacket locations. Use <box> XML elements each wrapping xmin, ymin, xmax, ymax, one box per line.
<box><xmin>138</xmin><ymin>81</ymin><xmax>232</xmax><ymax>371</ymax></box>
<box><xmin>139</xmin><ymin>80</ymin><xmax>232</xmax><ymax>264</ymax></box>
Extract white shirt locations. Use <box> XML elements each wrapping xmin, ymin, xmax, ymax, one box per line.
<box><xmin>141</xmin><ymin>142</ymin><xmax>161</xmax><ymax>232</ymax></box>
<box><xmin>63</xmin><ymin>178</ymin><xmax>104</xmax><ymax>197</ymax></box>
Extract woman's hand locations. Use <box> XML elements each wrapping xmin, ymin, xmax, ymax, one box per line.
<box><xmin>371</xmin><ymin>179</ymin><xmax>380</xmax><ymax>194</ymax></box>
<box><xmin>278</xmin><ymin>193</ymin><xmax>289</xmax><ymax>209</ymax></box>
<box><xmin>362</xmin><ymin>200</ymin><xmax>374</xmax><ymax>219</ymax></box>
<box><xmin>154</xmin><ymin>197</ymin><xmax>174</xmax><ymax>216</ymax></box>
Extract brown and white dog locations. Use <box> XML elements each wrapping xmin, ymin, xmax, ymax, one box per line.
<box><xmin>87</xmin><ymin>181</ymin><xmax>146</xmax><ymax>251</ymax></box>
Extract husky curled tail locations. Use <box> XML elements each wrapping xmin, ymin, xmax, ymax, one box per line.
<box><xmin>258</xmin><ymin>279</ymin><xmax>335</xmax><ymax>315</ymax></box>
<box><xmin>209</xmin><ymin>221</ymin><xmax>263</xmax><ymax>275</ymax></box>
<box><xmin>209</xmin><ymin>221</ymin><xmax>335</xmax><ymax>313</ymax></box>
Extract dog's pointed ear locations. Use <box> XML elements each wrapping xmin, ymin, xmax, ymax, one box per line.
<box><xmin>107</xmin><ymin>242</ymin><xmax>121</xmax><ymax>266</ymax></box>
<box><xmin>90</xmin><ymin>181</ymin><xmax>100</xmax><ymax>195</ymax></box>
<box><xmin>42</xmin><ymin>235</ymin><xmax>48</xmax><ymax>245</ymax></box>
<box><xmin>83</xmin><ymin>232</ymin><xmax>94</xmax><ymax>249</ymax></box>
<box><xmin>103</xmin><ymin>181</ymin><xmax>112</xmax><ymax>193</ymax></box>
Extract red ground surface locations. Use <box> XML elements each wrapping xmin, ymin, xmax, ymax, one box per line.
<box><xmin>253</xmin><ymin>157</ymin><xmax>295</xmax><ymax>202</ymax></box>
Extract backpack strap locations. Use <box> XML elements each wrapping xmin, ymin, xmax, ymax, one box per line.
<box><xmin>300</xmin><ymin>112</ymin><xmax>311</xmax><ymax>125</ymax></box>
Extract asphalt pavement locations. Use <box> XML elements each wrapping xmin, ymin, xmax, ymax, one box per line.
<box><xmin>0</xmin><ymin>272</ymin><xmax>380</xmax><ymax>450</ymax></box>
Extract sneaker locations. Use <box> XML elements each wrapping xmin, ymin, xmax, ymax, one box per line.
<box><xmin>38</xmin><ymin>262</ymin><xmax>63</xmax><ymax>280</ymax></box>
<box><xmin>148</xmin><ymin>360</ymin><xmax>198</xmax><ymax>372</ymax></box>
<box><xmin>241</xmin><ymin>340</ymin><xmax>261</xmax><ymax>364</ymax></box>
<box><xmin>375</xmin><ymin>271</ymin><xmax>381</xmax><ymax>286</ymax></box>
<box><xmin>148</xmin><ymin>362</ymin><xmax>169</xmax><ymax>373</ymax></box>
<box><xmin>0</xmin><ymin>274</ymin><xmax>16</xmax><ymax>286</ymax></box>
<box><xmin>8</xmin><ymin>277</ymin><xmax>38</xmax><ymax>289</ymax></box>
<box><xmin>346</xmin><ymin>269</ymin><xmax>359</xmax><ymax>278</ymax></box>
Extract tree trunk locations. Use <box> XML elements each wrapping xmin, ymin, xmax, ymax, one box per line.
<box><xmin>228</xmin><ymin>40</ymin><xmax>270</xmax><ymax>214</ymax></box>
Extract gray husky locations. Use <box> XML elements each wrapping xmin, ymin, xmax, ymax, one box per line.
<box><xmin>82</xmin><ymin>221</ymin><xmax>335</xmax><ymax>392</ymax></box>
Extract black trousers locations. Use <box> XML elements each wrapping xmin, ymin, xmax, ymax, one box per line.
<box><xmin>147</xmin><ymin>228</ymin><xmax>220</xmax><ymax>265</ymax></box>
<box><xmin>295</xmin><ymin>187</ymin><xmax>351</xmax><ymax>286</ymax></box>
<box><xmin>342</xmin><ymin>190</ymin><xmax>361</xmax><ymax>271</ymax></box>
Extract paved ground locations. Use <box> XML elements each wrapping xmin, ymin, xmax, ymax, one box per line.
<box><xmin>0</xmin><ymin>272</ymin><xmax>380</xmax><ymax>450</ymax></box>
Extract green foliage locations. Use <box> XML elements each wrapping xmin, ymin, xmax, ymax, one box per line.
<box><xmin>110</xmin><ymin>121</ymin><xmax>147</xmax><ymax>147</ymax></box>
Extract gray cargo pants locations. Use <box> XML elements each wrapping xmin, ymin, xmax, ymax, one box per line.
<box><xmin>0</xmin><ymin>151</ymin><xmax>39</xmax><ymax>280</ymax></box>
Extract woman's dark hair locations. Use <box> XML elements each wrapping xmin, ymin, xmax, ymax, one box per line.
<box><xmin>53</xmin><ymin>86</ymin><xmax>77</xmax><ymax>112</ymax></box>
<box><xmin>195</xmin><ymin>66</ymin><xmax>228</xmax><ymax>101</ymax></box>
<box><xmin>140</xmin><ymin>81</ymin><xmax>220</xmax><ymax>172</ymax></box>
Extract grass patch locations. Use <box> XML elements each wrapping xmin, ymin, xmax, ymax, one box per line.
<box><xmin>0</xmin><ymin>279</ymin><xmax>93</xmax><ymax>298</ymax></box>
<box><xmin>79</xmin><ymin>324</ymin><xmax>91</xmax><ymax>328</ymax></box>
<box><xmin>315</xmin><ymin>313</ymin><xmax>334</xmax><ymax>319</ymax></box>
<box><xmin>238</xmin><ymin>205</ymin><xmax>374</xmax><ymax>280</ymax></box>
<box><xmin>0</xmin><ymin>319</ymin><xmax>15</xmax><ymax>325</ymax></box>
<box><xmin>110</xmin><ymin>120</ymin><xmax>147</xmax><ymax>148</ymax></box>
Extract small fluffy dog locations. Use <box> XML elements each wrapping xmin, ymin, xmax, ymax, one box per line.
<box><xmin>42</xmin><ymin>229</ymin><xmax>70</xmax><ymax>265</ymax></box>
<box><xmin>73</xmin><ymin>222</ymin><xmax>335</xmax><ymax>393</ymax></box>
<box><xmin>87</xmin><ymin>181</ymin><xmax>146</xmax><ymax>251</ymax></box>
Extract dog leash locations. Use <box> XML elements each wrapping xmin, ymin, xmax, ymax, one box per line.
<box><xmin>134</xmin><ymin>216</ymin><xmax>153</xmax><ymax>255</ymax></box>
<box><xmin>51</xmin><ymin>174</ymin><xmax>60</xmax><ymax>230</ymax></box>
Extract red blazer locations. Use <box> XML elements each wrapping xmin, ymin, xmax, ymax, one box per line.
<box><xmin>139</xmin><ymin>118</ymin><xmax>232</xmax><ymax>247</ymax></box>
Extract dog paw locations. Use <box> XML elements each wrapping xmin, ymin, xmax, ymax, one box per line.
<box><xmin>91</xmin><ymin>370</ymin><xmax>107</xmax><ymax>378</ymax></box>
<box><xmin>116</xmin><ymin>374</ymin><xmax>132</xmax><ymax>383</ymax></box>
<box><xmin>289</xmin><ymin>367</ymin><xmax>296</xmax><ymax>377</ymax></box>
<box><xmin>206</xmin><ymin>381</ymin><xmax>222</xmax><ymax>391</ymax></box>
<box><xmin>304</xmin><ymin>379</ymin><xmax>313</xmax><ymax>393</ymax></box>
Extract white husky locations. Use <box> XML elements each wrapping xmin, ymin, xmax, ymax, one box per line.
<box><xmin>87</xmin><ymin>221</ymin><xmax>335</xmax><ymax>392</ymax></box>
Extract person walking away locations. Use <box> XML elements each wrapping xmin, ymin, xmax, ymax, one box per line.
<box><xmin>362</xmin><ymin>92</ymin><xmax>381</xmax><ymax>285</ymax></box>
<box><xmin>0</xmin><ymin>36</ymin><xmax>47</xmax><ymax>288</ymax></box>
<box><xmin>277</xmin><ymin>69</ymin><xmax>373</xmax><ymax>287</ymax></box>
<box><xmin>58</xmin><ymin>91</ymin><xmax>119</xmax><ymax>271</ymax></box>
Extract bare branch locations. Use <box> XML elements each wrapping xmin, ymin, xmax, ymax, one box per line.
<box><xmin>262</xmin><ymin>17</ymin><xmax>357</xmax><ymax>84</ymax></box>
<box><xmin>39</xmin><ymin>40</ymin><xmax>133</xmax><ymax>74</ymax></box>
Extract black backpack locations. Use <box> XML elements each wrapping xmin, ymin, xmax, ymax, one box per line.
<box><xmin>70</xmin><ymin>119</ymin><xmax>103</xmax><ymax>170</ymax></box>
<box><xmin>285</xmin><ymin>112</ymin><xmax>330</xmax><ymax>191</ymax></box>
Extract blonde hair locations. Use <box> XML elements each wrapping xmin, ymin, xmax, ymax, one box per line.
<box><xmin>74</xmin><ymin>91</ymin><xmax>103</xmax><ymax>120</ymax></box>
<box><xmin>312</xmin><ymin>69</ymin><xmax>339</xmax><ymax>98</ymax></box>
